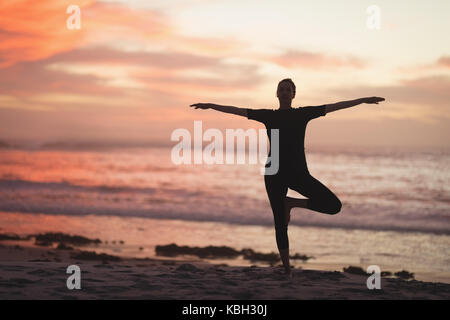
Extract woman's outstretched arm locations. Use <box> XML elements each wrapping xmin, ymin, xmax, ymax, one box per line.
<box><xmin>190</xmin><ymin>103</ymin><xmax>247</xmax><ymax>117</ymax></box>
<box><xmin>324</xmin><ymin>96</ymin><xmax>385</xmax><ymax>113</ymax></box>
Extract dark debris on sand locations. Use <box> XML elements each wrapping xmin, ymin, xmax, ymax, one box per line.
<box><xmin>155</xmin><ymin>243</ymin><xmax>314</xmax><ymax>264</ymax></box>
<box><xmin>176</xmin><ymin>263</ymin><xmax>203</xmax><ymax>273</ymax></box>
<box><xmin>155</xmin><ymin>244</ymin><xmax>241</xmax><ymax>259</ymax></box>
<box><xmin>344</xmin><ymin>265</ymin><xmax>415</xmax><ymax>280</ymax></box>
<box><xmin>56</xmin><ymin>243</ymin><xmax>74</xmax><ymax>251</ymax></box>
<box><xmin>71</xmin><ymin>250</ymin><xmax>121</xmax><ymax>262</ymax></box>
<box><xmin>0</xmin><ymin>233</ymin><xmax>31</xmax><ymax>241</ymax></box>
<box><xmin>343</xmin><ymin>266</ymin><xmax>367</xmax><ymax>276</ymax></box>
<box><xmin>394</xmin><ymin>270</ymin><xmax>415</xmax><ymax>280</ymax></box>
<box><xmin>33</xmin><ymin>232</ymin><xmax>101</xmax><ymax>246</ymax></box>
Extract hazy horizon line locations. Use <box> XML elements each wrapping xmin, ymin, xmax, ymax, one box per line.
<box><xmin>0</xmin><ymin>138</ymin><xmax>448</xmax><ymax>154</ymax></box>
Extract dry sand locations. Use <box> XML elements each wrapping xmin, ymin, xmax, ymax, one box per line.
<box><xmin>0</xmin><ymin>244</ymin><xmax>449</xmax><ymax>300</ymax></box>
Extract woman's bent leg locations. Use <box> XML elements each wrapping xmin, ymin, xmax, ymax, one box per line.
<box><xmin>289</xmin><ymin>173</ymin><xmax>342</xmax><ymax>215</ymax></box>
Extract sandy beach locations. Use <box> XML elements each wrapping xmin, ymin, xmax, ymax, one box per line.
<box><xmin>1</xmin><ymin>242</ymin><xmax>449</xmax><ymax>300</ymax></box>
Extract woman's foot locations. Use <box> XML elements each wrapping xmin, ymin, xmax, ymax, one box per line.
<box><xmin>285</xmin><ymin>269</ymin><xmax>293</xmax><ymax>279</ymax></box>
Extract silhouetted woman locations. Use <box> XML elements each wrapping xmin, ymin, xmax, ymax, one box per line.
<box><xmin>190</xmin><ymin>78</ymin><xmax>385</xmax><ymax>278</ymax></box>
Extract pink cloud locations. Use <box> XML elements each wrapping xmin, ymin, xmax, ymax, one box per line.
<box><xmin>396</xmin><ymin>55</ymin><xmax>450</xmax><ymax>73</ymax></box>
<box><xmin>436</xmin><ymin>56</ymin><xmax>450</xmax><ymax>69</ymax></box>
<box><xmin>0</xmin><ymin>59</ymin><xmax>123</xmax><ymax>97</ymax></box>
<box><xmin>328</xmin><ymin>75</ymin><xmax>450</xmax><ymax>117</ymax></box>
<box><xmin>0</xmin><ymin>45</ymin><xmax>266</xmax><ymax>100</ymax></box>
<box><xmin>46</xmin><ymin>46</ymin><xmax>222</xmax><ymax>69</ymax></box>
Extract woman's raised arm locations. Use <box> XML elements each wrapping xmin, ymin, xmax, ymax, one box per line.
<box><xmin>324</xmin><ymin>97</ymin><xmax>385</xmax><ymax>113</ymax></box>
<box><xmin>190</xmin><ymin>103</ymin><xmax>248</xmax><ymax>117</ymax></box>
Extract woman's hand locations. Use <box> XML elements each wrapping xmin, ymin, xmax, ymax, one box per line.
<box><xmin>190</xmin><ymin>103</ymin><xmax>215</xmax><ymax>109</ymax></box>
<box><xmin>364</xmin><ymin>97</ymin><xmax>385</xmax><ymax>104</ymax></box>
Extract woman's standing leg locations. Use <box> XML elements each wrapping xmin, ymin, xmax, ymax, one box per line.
<box><xmin>264</xmin><ymin>172</ymin><xmax>291</xmax><ymax>275</ymax></box>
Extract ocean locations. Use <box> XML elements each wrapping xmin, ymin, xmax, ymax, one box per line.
<box><xmin>0</xmin><ymin>143</ymin><xmax>449</xmax><ymax>283</ymax></box>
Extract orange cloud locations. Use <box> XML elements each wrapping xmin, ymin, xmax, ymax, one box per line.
<box><xmin>0</xmin><ymin>1</ymin><xmax>181</xmax><ymax>68</ymax></box>
<box><xmin>0</xmin><ymin>0</ymin><xmax>95</xmax><ymax>68</ymax></box>
<box><xmin>265</xmin><ymin>49</ymin><xmax>366</xmax><ymax>70</ymax></box>
<box><xmin>81</xmin><ymin>2</ymin><xmax>174</xmax><ymax>44</ymax></box>
<box><xmin>0</xmin><ymin>1</ymin><xmax>244</xmax><ymax>69</ymax></box>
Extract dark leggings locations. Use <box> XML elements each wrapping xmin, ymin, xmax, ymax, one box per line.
<box><xmin>264</xmin><ymin>171</ymin><xmax>342</xmax><ymax>251</ymax></box>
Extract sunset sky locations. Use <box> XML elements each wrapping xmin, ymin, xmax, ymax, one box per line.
<box><xmin>0</xmin><ymin>0</ymin><xmax>449</xmax><ymax>150</ymax></box>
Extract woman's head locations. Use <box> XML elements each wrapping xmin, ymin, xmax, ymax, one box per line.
<box><xmin>277</xmin><ymin>78</ymin><xmax>296</xmax><ymax>100</ymax></box>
